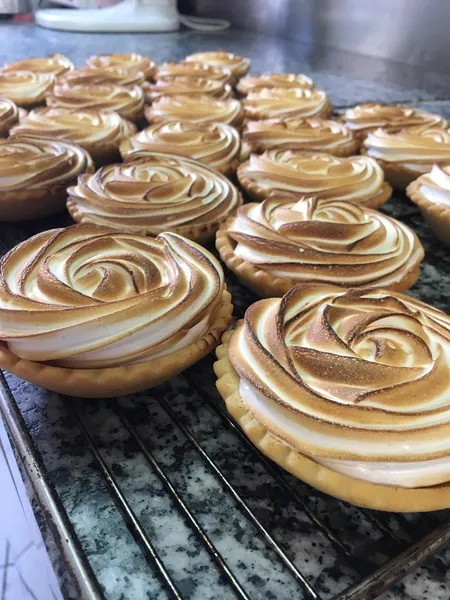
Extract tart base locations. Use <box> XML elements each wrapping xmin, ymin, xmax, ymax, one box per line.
<box><xmin>216</xmin><ymin>219</ymin><xmax>419</xmax><ymax>297</ymax></box>
<box><xmin>407</xmin><ymin>179</ymin><xmax>450</xmax><ymax>245</ymax></box>
<box><xmin>214</xmin><ymin>329</ymin><xmax>450</xmax><ymax>512</ymax></box>
<box><xmin>0</xmin><ymin>186</ymin><xmax>78</xmax><ymax>221</ymax></box>
<box><xmin>0</xmin><ymin>290</ymin><xmax>233</xmax><ymax>398</ymax></box>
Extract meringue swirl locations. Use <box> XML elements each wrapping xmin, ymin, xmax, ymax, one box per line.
<box><xmin>0</xmin><ymin>97</ymin><xmax>20</xmax><ymax>137</ymax></box>
<box><xmin>156</xmin><ymin>61</ymin><xmax>231</xmax><ymax>83</ymax></box>
<box><xmin>226</xmin><ymin>195</ymin><xmax>423</xmax><ymax>288</ymax></box>
<box><xmin>46</xmin><ymin>82</ymin><xmax>144</xmax><ymax>122</ymax></box>
<box><xmin>58</xmin><ymin>66</ymin><xmax>145</xmax><ymax>88</ymax></box>
<box><xmin>409</xmin><ymin>164</ymin><xmax>450</xmax><ymax>208</ymax></box>
<box><xmin>184</xmin><ymin>51</ymin><xmax>250</xmax><ymax>79</ymax></box>
<box><xmin>364</xmin><ymin>127</ymin><xmax>450</xmax><ymax>173</ymax></box>
<box><xmin>243</xmin><ymin>118</ymin><xmax>356</xmax><ymax>155</ymax></box>
<box><xmin>67</xmin><ymin>153</ymin><xmax>242</xmax><ymax>237</ymax></box>
<box><xmin>86</xmin><ymin>53</ymin><xmax>156</xmax><ymax>80</ymax></box>
<box><xmin>120</xmin><ymin>121</ymin><xmax>241</xmax><ymax>173</ymax></box>
<box><xmin>10</xmin><ymin>107</ymin><xmax>136</xmax><ymax>159</ymax></box>
<box><xmin>237</xmin><ymin>73</ymin><xmax>314</xmax><ymax>96</ymax></box>
<box><xmin>230</xmin><ymin>284</ymin><xmax>450</xmax><ymax>487</ymax></box>
<box><xmin>1</xmin><ymin>53</ymin><xmax>74</xmax><ymax>75</ymax></box>
<box><xmin>0</xmin><ymin>70</ymin><xmax>54</xmax><ymax>107</ymax></box>
<box><xmin>0</xmin><ymin>224</ymin><xmax>225</xmax><ymax>368</ymax></box>
<box><xmin>238</xmin><ymin>150</ymin><xmax>389</xmax><ymax>205</ymax></box>
<box><xmin>144</xmin><ymin>77</ymin><xmax>232</xmax><ymax>102</ymax></box>
<box><xmin>341</xmin><ymin>104</ymin><xmax>448</xmax><ymax>136</ymax></box>
<box><xmin>0</xmin><ymin>134</ymin><xmax>93</xmax><ymax>191</ymax></box>
<box><xmin>146</xmin><ymin>94</ymin><xmax>243</xmax><ymax>128</ymax></box>
<box><xmin>243</xmin><ymin>88</ymin><xmax>332</xmax><ymax>121</ymax></box>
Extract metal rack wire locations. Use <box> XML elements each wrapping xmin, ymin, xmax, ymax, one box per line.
<box><xmin>0</xmin><ymin>197</ymin><xmax>449</xmax><ymax>600</ymax></box>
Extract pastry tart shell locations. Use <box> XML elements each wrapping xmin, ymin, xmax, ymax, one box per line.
<box><xmin>407</xmin><ymin>178</ymin><xmax>450</xmax><ymax>245</ymax></box>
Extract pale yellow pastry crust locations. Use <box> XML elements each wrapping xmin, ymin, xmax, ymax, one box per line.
<box><xmin>236</xmin><ymin>160</ymin><xmax>393</xmax><ymax>209</ymax></box>
<box><xmin>407</xmin><ymin>178</ymin><xmax>450</xmax><ymax>245</ymax></box>
<box><xmin>214</xmin><ymin>329</ymin><xmax>450</xmax><ymax>512</ymax></box>
<box><xmin>0</xmin><ymin>290</ymin><xmax>233</xmax><ymax>398</ymax></box>
<box><xmin>360</xmin><ymin>147</ymin><xmax>426</xmax><ymax>190</ymax></box>
<box><xmin>216</xmin><ymin>219</ymin><xmax>421</xmax><ymax>297</ymax></box>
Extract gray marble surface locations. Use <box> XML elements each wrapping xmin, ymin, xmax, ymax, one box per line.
<box><xmin>0</xmin><ymin>22</ymin><xmax>449</xmax><ymax>600</ymax></box>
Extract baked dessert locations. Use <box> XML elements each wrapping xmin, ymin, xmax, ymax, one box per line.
<box><xmin>215</xmin><ymin>284</ymin><xmax>450</xmax><ymax>511</ymax></box>
<box><xmin>156</xmin><ymin>61</ymin><xmax>231</xmax><ymax>83</ymax></box>
<box><xmin>145</xmin><ymin>94</ymin><xmax>244</xmax><ymax>129</ymax></box>
<box><xmin>237</xmin><ymin>150</ymin><xmax>392</xmax><ymax>208</ymax></box>
<box><xmin>217</xmin><ymin>194</ymin><xmax>424</xmax><ymax>297</ymax></box>
<box><xmin>0</xmin><ymin>224</ymin><xmax>233</xmax><ymax>398</ymax></box>
<box><xmin>46</xmin><ymin>82</ymin><xmax>145</xmax><ymax>123</ymax></box>
<box><xmin>242</xmin><ymin>118</ymin><xmax>358</xmax><ymax>156</ymax></box>
<box><xmin>11</xmin><ymin>107</ymin><xmax>136</xmax><ymax>166</ymax></box>
<box><xmin>1</xmin><ymin>53</ymin><xmax>74</xmax><ymax>76</ymax></box>
<box><xmin>339</xmin><ymin>103</ymin><xmax>448</xmax><ymax>143</ymax></box>
<box><xmin>243</xmin><ymin>88</ymin><xmax>332</xmax><ymax>121</ymax></box>
<box><xmin>143</xmin><ymin>77</ymin><xmax>233</xmax><ymax>102</ymax></box>
<box><xmin>119</xmin><ymin>120</ymin><xmax>241</xmax><ymax>176</ymax></box>
<box><xmin>67</xmin><ymin>153</ymin><xmax>242</xmax><ymax>243</ymax></box>
<box><xmin>184</xmin><ymin>51</ymin><xmax>250</xmax><ymax>81</ymax></box>
<box><xmin>407</xmin><ymin>164</ymin><xmax>450</xmax><ymax>244</ymax></box>
<box><xmin>0</xmin><ymin>134</ymin><xmax>94</xmax><ymax>221</ymax></box>
<box><xmin>0</xmin><ymin>97</ymin><xmax>21</xmax><ymax>137</ymax></box>
<box><xmin>86</xmin><ymin>53</ymin><xmax>156</xmax><ymax>81</ymax></box>
<box><xmin>58</xmin><ymin>66</ymin><xmax>145</xmax><ymax>88</ymax></box>
<box><xmin>0</xmin><ymin>70</ymin><xmax>54</xmax><ymax>108</ymax></box>
<box><xmin>236</xmin><ymin>73</ymin><xmax>314</xmax><ymax>96</ymax></box>
<box><xmin>363</xmin><ymin>126</ymin><xmax>450</xmax><ymax>189</ymax></box>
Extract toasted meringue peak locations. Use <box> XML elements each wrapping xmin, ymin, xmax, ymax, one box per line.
<box><xmin>146</xmin><ymin>94</ymin><xmax>243</xmax><ymax>128</ymax></box>
<box><xmin>243</xmin><ymin>88</ymin><xmax>331</xmax><ymax>120</ymax></box>
<box><xmin>184</xmin><ymin>51</ymin><xmax>250</xmax><ymax>79</ymax></box>
<box><xmin>230</xmin><ymin>284</ymin><xmax>450</xmax><ymax>486</ymax></box>
<box><xmin>409</xmin><ymin>164</ymin><xmax>450</xmax><ymax>208</ymax></box>
<box><xmin>0</xmin><ymin>224</ymin><xmax>225</xmax><ymax>368</ymax></box>
<box><xmin>86</xmin><ymin>53</ymin><xmax>156</xmax><ymax>80</ymax></box>
<box><xmin>1</xmin><ymin>53</ymin><xmax>74</xmax><ymax>76</ymax></box>
<box><xmin>144</xmin><ymin>77</ymin><xmax>233</xmax><ymax>102</ymax></box>
<box><xmin>0</xmin><ymin>70</ymin><xmax>54</xmax><ymax>107</ymax></box>
<box><xmin>237</xmin><ymin>73</ymin><xmax>314</xmax><ymax>96</ymax></box>
<box><xmin>0</xmin><ymin>96</ymin><xmax>20</xmax><ymax>136</ymax></box>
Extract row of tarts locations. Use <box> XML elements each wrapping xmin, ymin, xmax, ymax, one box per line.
<box><xmin>0</xmin><ymin>50</ymin><xmax>449</xmax><ymax>512</ymax></box>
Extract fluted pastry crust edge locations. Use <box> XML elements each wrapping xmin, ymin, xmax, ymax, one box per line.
<box><xmin>407</xmin><ymin>178</ymin><xmax>450</xmax><ymax>245</ymax></box>
<box><xmin>0</xmin><ymin>289</ymin><xmax>233</xmax><ymax>398</ymax></box>
<box><xmin>216</xmin><ymin>218</ymin><xmax>421</xmax><ymax>297</ymax></box>
<box><xmin>360</xmin><ymin>146</ymin><xmax>426</xmax><ymax>190</ymax></box>
<box><xmin>214</xmin><ymin>328</ymin><xmax>450</xmax><ymax>512</ymax></box>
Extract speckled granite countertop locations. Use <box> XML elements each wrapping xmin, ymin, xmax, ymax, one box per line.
<box><xmin>0</xmin><ymin>23</ymin><xmax>450</xmax><ymax>600</ymax></box>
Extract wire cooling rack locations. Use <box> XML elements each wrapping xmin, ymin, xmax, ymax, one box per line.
<box><xmin>0</xmin><ymin>194</ymin><xmax>449</xmax><ymax>600</ymax></box>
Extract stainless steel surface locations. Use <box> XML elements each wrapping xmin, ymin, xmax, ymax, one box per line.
<box><xmin>183</xmin><ymin>0</ymin><xmax>450</xmax><ymax>73</ymax></box>
<box><xmin>0</xmin><ymin>0</ymin><xmax>30</xmax><ymax>13</ymax></box>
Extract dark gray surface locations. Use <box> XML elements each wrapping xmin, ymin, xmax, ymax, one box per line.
<box><xmin>0</xmin><ymin>23</ymin><xmax>449</xmax><ymax>600</ymax></box>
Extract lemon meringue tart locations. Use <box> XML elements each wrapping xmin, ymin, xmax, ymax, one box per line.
<box><xmin>217</xmin><ymin>194</ymin><xmax>424</xmax><ymax>297</ymax></box>
<box><xmin>243</xmin><ymin>88</ymin><xmax>332</xmax><ymax>121</ymax></box>
<box><xmin>1</xmin><ymin>53</ymin><xmax>74</xmax><ymax>76</ymax></box>
<box><xmin>143</xmin><ymin>77</ymin><xmax>233</xmax><ymax>103</ymax></box>
<box><xmin>0</xmin><ymin>224</ymin><xmax>232</xmax><ymax>398</ymax></box>
<box><xmin>119</xmin><ymin>120</ymin><xmax>241</xmax><ymax>176</ymax></box>
<box><xmin>145</xmin><ymin>94</ymin><xmax>244</xmax><ymax>129</ymax></box>
<box><xmin>237</xmin><ymin>150</ymin><xmax>392</xmax><ymax>208</ymax></box>
<box><xmin>363</xmin><ymin>126</ymin><xmax>450</xmax><ymax>189</ymax></box>
<box><xmin>156</xmin><ymin>61</ymin><xmax>231</xmax><ymax>84</ymax></box>
<box><xmin>236</xmin><ymin>73</ymin><xmax>314</xmax><ymax>96</ymax></box>
<box><xmin>0</xmin><ymin>134</ymin><xmax>94</xmax><ymax>221</ymax></box>
<box><xmin>58</xmin><ymin>67</ymin><xmax>146</xmax><ymax>89</ymax></box>
<box><xmin>407</xmin><ymin>164</ymin><xmax>450</xmax><ymax>245</ymax></box>
<box><xmin>215</xmin><ymin>284</ymin><xmax>450</xmax><ymax>511</ymax></box>
<box><xmin>11</xmin><ymin>107</ymin><xmax>136</xmax><ymax>166</ymax></box>
<box><xmin>0</xmin><ymin>70</ymin><xmax>54</xmax><ymax>108</ymax></box>
<box><xmin>242</xmin><ymin>118</ymin><xmax>358</xmax><ymax>157</ymax></box>
<box><xmin>67</xmin><ymin>152</ymin><xmax>242</xmax><ymax>243</ymax></box>
<box><xmin>86</xmin><ymin>53</ymin><xmax>156</xmax><ymax>81</ymax></box>
<box><xmin>184</xmin><ymin>51</ymin><xmax>250</xmax><ymax>81</ymax></box>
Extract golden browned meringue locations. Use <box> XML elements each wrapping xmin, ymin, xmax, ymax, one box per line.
<box><xmin>1</xmin><ymin>53</ymin><xmax>74</xmax><ymax>76</ymax></box>
<box><xmin>340</xmin><ymin>103</ymin><xmax>448</xmax><ymax>140</ymax></box>
<box><xmin>0</xmin><ymin>97</ymin><xmax>20</xmax><ymax>137</ymax></box>
<box><xmin>119</xmin><ymin>120</ymin><xmax>241</xmax><ymax>175</ymax></box>
<box><xmin>0</xmin><ymin>134</ymin><xmax>94</xmax><ymax>220</ymax></box>
<box><xmin>236</xmin><ymin>73</ymin><xmax>314</xmax><ymax>96</ymax></box>
<box><xmin>237</xmin><ymin>150</ymin><xmax>392</xmax><ymax>208</ymax></box>
<box><xmin>0</xmin><ymin>71</ymin><xmax>54</xmax><ymax>108</ymax></box>
<box><xmin>242</xmin><ymin>117</ymin><xmax>358</xmax><ymax>156</ymax></box>
<box><xmin>184</xmin><ymin>51</ymin><xmax>250</xmax><ymax>80</ymax></box>
<box><xmin>10</xmin><ymin>107</ymin><xmax>136</xmax><ymax>164</ymax></box>
<box><xmin>0</xmin><ymin>224</ymin><xmax>227</xmax><ymax>369</ymax></box>
<box><xmin>146</xmin><ymin>94</ymin><xmax>244</xmax><ymax>128</ymax></box>
<box><xmin>227</xmin><ymin>284</ymin><xmax>450</xmax><ymax>489</ymax></box>
<box><xmin>67</xmin><ymin>153</ymin><xmax>242</xmax><ymax>242</ymax></box>
<box><xmin>58</xmin><ymin>66</ymin><xmax>145</xmax><ymax>88</ymax></box>
<box><xmin>156</xmin><ymin>61</ymin><xmax>231</xmax><ymax>83</ymax></box>
<box><xmin>243</xmin><ymin>88</ymin><xmax>332</xmax><ymax>121</ymax></box>
<box><xmin>143</xmin><ymin>77</ymin><xmax>233</xmax><ymax>102</ymax></box>
<box><xmin>219</xmin><ymin>195</ymin><xmax>423</xmax><ymax>294</ymax></box>
<box><xmin>86</xmin><ymin>53</ymin><xmax>156</xmax><ymax>80</ymax></box>
<box><xmin>46</xmin><ymin>82</ymin><xmax>145</xmax><ymax>123</ymax></box>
